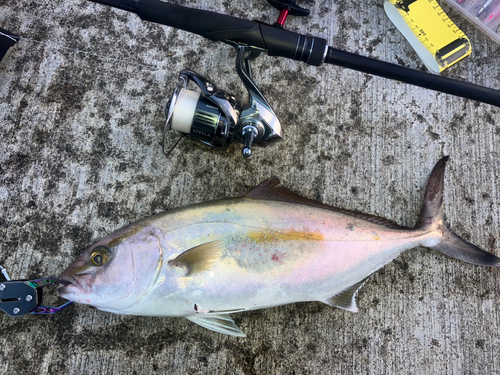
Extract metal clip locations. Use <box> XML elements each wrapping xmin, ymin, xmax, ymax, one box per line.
<box><xmin>0</xmin><ymin>265</ymin><xmax>10</xmax><ymax>281</ymax></box>
<box><xmin>476</xmin><ymin>0</ymin><xmax>493</xmax><ymax>19</ymax></box>
<box><xmin>0</xmin><ymin>266</ymin><xmax>73</xmax><ymax>317</ymax></box>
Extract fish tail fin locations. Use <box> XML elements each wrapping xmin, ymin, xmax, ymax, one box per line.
<box><xmin>416</xmin><ymin>156</ymin><xmax>500</xmax><ymax>267</ymax></box>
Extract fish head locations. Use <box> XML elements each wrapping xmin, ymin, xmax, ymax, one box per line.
<box><xmin>58</xmin><ymin>224</ymin><xmax>165</xmax><ymax>312</ymax></box>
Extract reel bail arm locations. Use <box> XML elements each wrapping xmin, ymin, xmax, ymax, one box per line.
<box><xmin>235</xmin><ymin>46</ymin><xmax>283</xmax><ymax>157</ymax></box>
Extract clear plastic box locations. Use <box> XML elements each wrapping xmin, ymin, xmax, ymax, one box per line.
<box><xmin>442</xmin><ymin>0</ymin><xmax>500</xmax><ymax>44</ymax></box>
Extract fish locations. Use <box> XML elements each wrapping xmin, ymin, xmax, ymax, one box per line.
<box><xmin>58</xmin><ymin>157</ymin><xmax>500</xmax><ymax>337</ymax></box>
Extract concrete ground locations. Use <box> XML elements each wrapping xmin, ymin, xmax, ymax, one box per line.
<box><xmin>1</xmin><ymin>0</ymin><xmax>499</xmax><ymax>374</ymax></box>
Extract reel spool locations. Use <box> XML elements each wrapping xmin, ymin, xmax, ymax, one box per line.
<box><xmin>164</xmin><ymin>46</ymin><xmax>283</xmax><ymax>157</ymax></box>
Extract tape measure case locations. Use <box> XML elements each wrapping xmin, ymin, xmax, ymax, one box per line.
<box><xmin>384</xmin><ymin>0</ymin><xmax>472</xmax><ymax>73</ymax></box>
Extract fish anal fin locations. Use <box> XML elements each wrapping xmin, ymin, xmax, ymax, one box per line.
<box><xmin>186</xmin><ymin>314</ymin><xmax>246</xmax><ymax>337</ymax></box>
<box><xmin>323</xmin><ymin>276</ymin><xmax>372</xmax><ymax>312</ymax></box>
<box><xmin>244</xmin><ymin>178</ymin><xmax>404</xmax><ymax>230</ymax></box>
<box><xmin>168</xmin><ymin>241</ymin><xmax>224</xmax><ymax>276</ymax></box>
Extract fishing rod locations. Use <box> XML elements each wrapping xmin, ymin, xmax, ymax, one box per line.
<box><xmin>89</xmin><ymin>0</ymin><xmax>500</xmax><ymax>156</ymax></box>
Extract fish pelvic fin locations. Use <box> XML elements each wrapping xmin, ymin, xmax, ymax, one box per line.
<box><xmin>186</xmin><ymin>314</ymin><xmax>246</xmax><ymax>337</ymax></box>
<box><xmin>322</xmin><ymin>276</ymin><xmax>372</xmax><ymax>312</ymax></box>
<box><xmin>168</xmin><ymin>241</ymin><xmax>224</xmax><ymax>276</ymax></box>
<box><xmin>417</xmin><ymin>156</ymin><xmax>500</xmax><ymax>267</ymax></box>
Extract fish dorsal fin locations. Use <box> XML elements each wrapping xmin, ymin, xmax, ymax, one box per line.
<box><xmin>186</xmin><ymin>314</ymin><xmax>246</xmax><ymax>337</ymax></box>
<box><xmin>168</xmin><ymin>241</ymin><xmax>224</xmax><ymax>276</ymax></box>
<box><xmin>244</xmin><ymin>177</ymin><xmax>403</xmax><ymax>229</ymax></box>
<box><xmin>322</xmin><ymin>276</ymin><xmax>372</xmax><ymax>312</ymax></box>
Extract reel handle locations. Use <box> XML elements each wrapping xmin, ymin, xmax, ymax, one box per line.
<box><xmin>267</xmin><ymin>0</ymin><xmax>310</xmax><ymax>16</ymax></box>
<box><xmin>267</xmin><ymin>0</ymin><xmax>310</xmax><ymax>28</ymax></box>
<box><xmin>267</xmin><ymin>0</ymin><xmax>310</xmax><ymax>27</ymax></box>
<box><xmin>241</xmin><ymin>126</ymin><xmax>259</xmax><ymax>158</ymax></box>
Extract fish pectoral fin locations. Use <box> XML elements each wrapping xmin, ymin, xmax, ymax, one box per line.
<box><xmin>323</xmin><ymin>276</ymin><xmax>372</xmax><ymax>313</ymax></box>
<box><xmin>168</xmin><ymin>241</ymin><xmax>224</xmax><ymax>276</ymax></box>
<box><xmin>186</xmin><ymin>314</ymin><xmax>246</xmax><ymax>337</ymax></box>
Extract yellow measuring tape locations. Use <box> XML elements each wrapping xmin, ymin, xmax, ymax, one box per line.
<box><xmin>384</xmin><ymin>0</ymin><xmax>471</xmax><ymax>74</ymax></box>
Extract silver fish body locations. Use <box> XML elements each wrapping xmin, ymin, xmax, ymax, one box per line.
<box><xmin>59</xmin><ymin>157</ymin><xmax>499</xmax><ymax>336</ymax></box>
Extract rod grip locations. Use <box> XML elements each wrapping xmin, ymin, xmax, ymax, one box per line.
<box><xmin>137</xmin><ymin>0</ymin><xmax>327</xmax><ymax>66</ymax></box>
<box><xmin>101</xmin><ymin>0</ymin><xmax>328</xmax><ymax>66</ymax></box>
<box><xmin>137</xmin><ymin>0</ymin><xmax>259</xmax><ymax>43</ymax></box>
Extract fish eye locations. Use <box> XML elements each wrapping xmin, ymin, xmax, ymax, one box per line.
<box><xmin>90</xmin><ymin>246</ymin><xmax>111</xmax><ymax>266</ymax></box>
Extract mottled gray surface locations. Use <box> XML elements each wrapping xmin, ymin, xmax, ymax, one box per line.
<box><xmin>0</xmin><ymin>0</ymin><xmax>499</xmax><ymax>374</ymax></box>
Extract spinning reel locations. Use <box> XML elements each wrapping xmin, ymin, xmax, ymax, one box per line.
<box><xmin>164</xmin><ymin>46</ymin><xmax>283</xmax><ymax>157</ymax></box>
<box><xmin>163</xmin><ymin>0</ymin><xmax>314</xmax><ymax>157</ymax></box>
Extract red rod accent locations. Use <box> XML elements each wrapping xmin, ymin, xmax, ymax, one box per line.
<box><xmin>277</xmin><ymin>9</ymin><xmax>289</xmax><ymax>26</ymax></box>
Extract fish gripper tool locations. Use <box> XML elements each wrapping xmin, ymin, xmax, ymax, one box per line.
<box><xmin>0</xmin><ymin>269</ymin><xmax>73</xmax><ymax>317</ymax></box>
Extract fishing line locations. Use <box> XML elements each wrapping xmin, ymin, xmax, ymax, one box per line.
<box><xmin>1</xmin><ymin>29</ymin><xmax>178</xmax><ymax>156</ymax></box>
<box><xmin>0</xmin><ymin>31</ymin><xmax>160</xmax><ymax>72</ymax></box>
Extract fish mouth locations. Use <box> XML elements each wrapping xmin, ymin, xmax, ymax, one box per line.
<box><xmin>58</xmin><ymin>272</ymin><xmax>95</xmax><ymax>296</ymax></box>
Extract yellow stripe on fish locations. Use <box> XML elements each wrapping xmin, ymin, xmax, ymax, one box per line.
<box><xmin>246</xmin><ymin>229</ymin><xmax>325</xmax><ymax>244</ymax></box>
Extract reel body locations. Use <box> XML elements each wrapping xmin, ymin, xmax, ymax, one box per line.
<box><xmin>166</xmin><ymin>71</ymin><xmax>239</xmax><ymax>149</ymax></box>
<box><xmin>164</xmin><ymin>46</ymin><xmax>283</xmax><ymax>157</ymax></box>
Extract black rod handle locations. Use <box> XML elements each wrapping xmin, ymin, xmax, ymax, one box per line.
<box><xmin>89</xmin><ymin>0</ymin><xmax>327</xmax><ymax>66</ymax></box>
<box><xmin>325</xmin><ymin>47</ymin><xmax>500</xmax><ymax>108</ymax></box>
<box><xmin>137</xmin><ymin>0</ymin><xmax>327</xmax><ymax>65</ymax></box>
<box><xmin>89</xmin><ymin>0</ymin><xmax>257</xmax><ymax>36</ymax></box>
